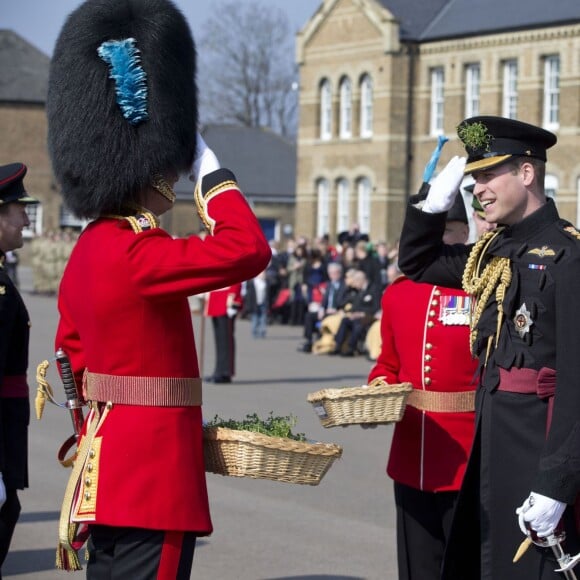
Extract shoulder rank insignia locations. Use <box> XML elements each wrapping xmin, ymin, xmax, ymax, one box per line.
<box><xmin>528</xmin><ymin>246</ymin><xmax>555</xmax><ymax>258</ymax></box>
<box><xmin>124</xmin><ymin>211</ymin><xmax>159</xmax><ymax>234</ymax></box>
<box><xmin>563</xmin><ymin>225</ymin><xmax>580</xmax><ymax>241</ymax></box>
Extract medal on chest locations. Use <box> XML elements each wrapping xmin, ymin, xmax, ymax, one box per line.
<box><xmin>439</xmin><ymin>295</ymin><xmax>471</xmax><ymax>326</ymax></box>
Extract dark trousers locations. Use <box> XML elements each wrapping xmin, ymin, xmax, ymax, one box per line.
<box><xmin>334</xmin><ymin>317</ymin><xmax>369</xmax><ymax>352</ymax></box>
<box><xmin>394</xmin><ymin>481</ymin><xmax>457</xmax><ymax>580</ymax></box>
<box><xmin>302</xmin><ymin>311</ymin><xmax>320</xmax><ymax>344</ymax></box>
<box><xmin>212</xmin><ymin>315</ymin><xmax>235</xmax><ymax>379</ymax></box>
<box><xmin>87</xmin><ymin>525</ymin><xmax>196</xmax><ymax>580</ymax></box>
<box><xmin>0</xmin><ymin>490</ymin><xmax>21</xmax><ymax>577</ymax></box>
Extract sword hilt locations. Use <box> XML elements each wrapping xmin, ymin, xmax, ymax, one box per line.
<box><xmin>55</xmin><ymin>347</ymin><xmax>85</xmax><ymax>437</ymax></box>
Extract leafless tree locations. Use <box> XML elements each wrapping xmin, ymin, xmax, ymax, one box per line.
<box><xmin>197</xmin><ymin>1</ymin><xmax>298</xmax><ymax>139</ymax></box>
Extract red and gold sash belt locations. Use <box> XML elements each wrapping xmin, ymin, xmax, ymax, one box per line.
<box><xmin>84</xmin><ymin>371</ymin><xmax>202</xmax><ymax>406</ymax></box>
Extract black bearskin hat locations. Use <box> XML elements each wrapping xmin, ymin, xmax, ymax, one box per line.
<box><xmin>47</xmin><ymin>0</ymin><xmax>197</xmax><ymax>218</ymax></box>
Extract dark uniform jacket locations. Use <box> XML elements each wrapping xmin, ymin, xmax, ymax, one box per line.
<box><xmin>0</xmin><ymin>254</ymin><xmax>30</xmax><ymax>490</ymax></box>
<box><xmin>398</xmin><ymin>198</ymin><xmax>580</xmax><ymax>579</ymax></box>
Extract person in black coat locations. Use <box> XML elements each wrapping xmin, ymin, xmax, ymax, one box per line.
<box><xmin>330</xmin><ymin>269</ymin><xmax>381</xmax><ymax>356</ymax></box>
<box><xmin>0</xmin><ymin>163</ymin><xmax>39</xmax><ymax>572</ymax></box>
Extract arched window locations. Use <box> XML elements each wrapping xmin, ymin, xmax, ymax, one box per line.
<box><xmin>360</xmin><ymin>74</ymin><xmax>373</xmax><ymax>137</ymax></box>
<box><xmin>339</xmin><ymin>77</ymin><xmax>352</xmax><ymax>139</ymax></box>
<box><xmin>357</xmin><ymin>177</ymin><xmax>371</xmax><ymax>234</ymax></box>
<box><xmin>319</xmin><ymin>79</ymin><xmax>332</xmax><ymax>140</ymax></box>
<box><xmin>336</xmin><ymin>178</ymin><xmax>350</xmax><ymax>233</ymax></box>
<box><xmin>316</xmin><ymin>178</ymin><xmax>330</xmax><ymax>238</ymax></box>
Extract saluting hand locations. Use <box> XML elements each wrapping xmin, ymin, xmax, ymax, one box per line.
<box><xmin>423</xmin><ymin>156</ymin><xmax>466</xmax><ymax>214</ymax></box>
<box><xmin>189</xmin><ymin>133</ymin><xmax>220</xmax><ymax>193</ymax></box>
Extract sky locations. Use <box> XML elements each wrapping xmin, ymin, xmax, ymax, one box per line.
<box><xmin>3</xmin><ymin>0</ymin><xmax>323</xmax><ymax>57</ymax></box>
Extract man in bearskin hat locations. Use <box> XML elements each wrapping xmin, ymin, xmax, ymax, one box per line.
<box><xmin>397</xmin><ymin>115</ymin><xmax>580</xmax><ymax>579</ymax></box>
<box><xmin>0</xmin><ymin>163</ymin><xmax>38</xmax><ymax>575</ymax></box>
<box><xmin>46</xmin><ymin>0</ymin><xmax>271</xmax><ymax>577</ymax></box>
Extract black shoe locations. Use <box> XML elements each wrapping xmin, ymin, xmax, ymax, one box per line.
<box><xmin>299</xmin><ymin>343</ymin><xmax>312</xmax><ymax>353</ymax></box>
<box><xmin>212</xmin><ymin>376</ymin><xmax>232</xmax><ymax>384</ymax></box>
<box><xmin>329</xmin><ymin>349</ymin><xmax>341</xmax><ymax>356</ymax></box>
<box><xmin>341</xmin><ymin>349</ymin><xmax>354</xmax><ymax>357</ymax></box>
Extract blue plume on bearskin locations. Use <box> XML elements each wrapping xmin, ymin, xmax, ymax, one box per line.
<box><xmin>97</xmin><ymin>38</ymin><xmax>149</xmax><ymax>125</ymax></box>
<box><xmin>47</xmin><ymin>0</ymin><xmax>198</xmax><ymax>219</ymax></box>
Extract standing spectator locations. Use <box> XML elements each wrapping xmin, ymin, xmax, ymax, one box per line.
<box><xmin>353</xmin><ymin>240</ymin><xmax>382</xmax><ymax>288</ymax></box>
<box><xmin>47</xmin><ymin>0</ymin><xmax>271</xmax><ymax>574</ymax></box>
<box><xmin>398</xmin><ymin>116</ymin><xmax>580</xmax><ymax>579</ymax></box>
<box><xmin>245</xmin><ymin>270</ymin><xmax>269</xmax><ymax>339</ymax></box>
<box><xmin>205</xmin><ymin>284</ymin><xmax>243</xmax><ymax>383</ymax></box>
<box><xmin>374</xmin><ymin>241</ymin><xmax>391</xmax><ymax>291</ymax></box>
<box><xmin>287</xmin><ymin>243</ymin><xmax>308</xmax><ymax>326</ymax></box>
<box><xmin>368</xmin><ymin>192</ymin><xmax>477</xmax><ymax>579</ymax></box>
<box><xmin>0</xmin><ymin>163</ymin><xmax>38</xmax><ymax>575</ymax></box>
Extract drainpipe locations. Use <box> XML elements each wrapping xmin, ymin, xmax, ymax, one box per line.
<box><xmin>404</xmin><ymin>42</ymin><xmax>418</xmax><ymax>200</ymax></box>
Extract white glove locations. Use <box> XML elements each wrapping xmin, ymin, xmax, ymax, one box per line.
<box><xmin>0</xmin><ymin>473</ymin><xmax>6</xmax><ymax>510</ymax></box>
<box><xmin>516</xmin><ymin>491</ymin><xmax>566</xmax><ymax>538</ymax></box>
<box><xmin>226</xmin><ymin>307</ymin><xmax>238</xmax><ymax>318</ymax></box>
<box><xmin>423</xmin><ymin>156</ymin><xmax>467</xmax><ymax>214</ymax></box>
<box><xmin>189</xmin><ymin>133</ymin><xmax>220</xmax><ymax>191</ymax></box>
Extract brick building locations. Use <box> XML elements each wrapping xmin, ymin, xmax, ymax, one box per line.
<box><xmin>295</xmin><ymin>0</ymin><xmax>580</xmax><ymax>244</ymax></box>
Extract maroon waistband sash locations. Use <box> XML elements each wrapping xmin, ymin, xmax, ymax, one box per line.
<box><xmin>0</xmin><ymin>375</ymin><xmax>29</xmax><ymax>398</ymax></box>
<box><xmin>498</xmin><ymin>366</ymin><xmax>556</xmax><ymax>433</ymax></box>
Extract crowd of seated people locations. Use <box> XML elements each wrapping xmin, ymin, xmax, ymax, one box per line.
<box><xmin>258</xmin><ymin>227</ymin><xmax>399</xmax><ymax>359</ymax></box>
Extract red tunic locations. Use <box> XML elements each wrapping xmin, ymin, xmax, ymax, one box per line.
<box><xmin>55</xmin><ymin>171</ymin><xmax>271</xmax><ymax>533</ymax></box>
<box><xmin>204</xmin><ymin>284</ymin><xmax>243</xmax><ymax>317</ymax></box>
<box><xmin>368</xmin><ymin>277</ymin><xmax>477</xmax><ymax>492</ymax></box>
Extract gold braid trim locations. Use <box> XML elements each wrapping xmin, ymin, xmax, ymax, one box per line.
<box><xmin>462</xmin><ymin>228</ymin><xmax>511</xmax><ymax>363</ymax></box>
<box><xmin>152</xmin><ymin>175</ymin><xmax>176</xmax><ymax>203</ymax></box>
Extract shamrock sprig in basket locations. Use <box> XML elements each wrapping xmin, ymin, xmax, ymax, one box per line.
<box><xmin>203</xmin><ymin>412</ymin><xmax>342</xmax><ymax>485</ymax></box>
<box><xmin>307</xmin><ymin>377</ymin><xmax>413</xmax><ymax>427</ymax></box>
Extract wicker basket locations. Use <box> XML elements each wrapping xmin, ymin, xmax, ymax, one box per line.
<box><xmin>307</xmin><ymin>380</ymin><xmax>413</xmax><ymax>427</ymax></box>
<box><xmin>203</xmin><ymin>427</ymin><xmax>343</xmax><ymax>486</ymax></box>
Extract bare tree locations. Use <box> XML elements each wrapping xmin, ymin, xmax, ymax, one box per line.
<box><xmin>197</xmin><ymin>1</ymin><xmax>298</xmax><ymax>139</ymax></box>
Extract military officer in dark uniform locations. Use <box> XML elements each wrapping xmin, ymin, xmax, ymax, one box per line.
<box><xmin>398</xmin><ymin>116</ymin><xmax>580</xmax><ymax>579</ymax></box>
<box><xmin>0</xmin><ymin>163</ymin><xmax>38</xmax><ymax>575</ymax></box>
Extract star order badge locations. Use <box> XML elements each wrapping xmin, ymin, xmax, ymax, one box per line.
<box><xmin>513</xmin><ymin>303</ymin><xmax>533</xmax><ymax>338</ymax></box>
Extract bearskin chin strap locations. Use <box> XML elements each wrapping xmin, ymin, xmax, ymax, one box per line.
<box><xmin>152</xmin><ymin>175</ymin><xmax>176</xmax><ymax>203</ymax></box>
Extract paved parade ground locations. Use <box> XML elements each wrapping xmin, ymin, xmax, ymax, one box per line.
<box><xmin>5</xmin><ymin>269</ymin><xmax>397</xmax><ymax>579</ymax></box>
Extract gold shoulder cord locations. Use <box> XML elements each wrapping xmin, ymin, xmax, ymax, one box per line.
<box><xmin>462</xmin><ymin>227</ymin><xmax>511</xmax><ymax>364</ymax></box>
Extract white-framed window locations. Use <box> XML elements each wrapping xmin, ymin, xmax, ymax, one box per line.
<box><xmin>430</xmin><ymin>67</ymin><xmax>445</xmax><ymax>136</ymax></box>
<box><xmin>339</xmin><ymin>76</ymin><xmax>352</xmax><ymax>139</ymax></box>
<box><xmin>316</xmin><ymin>178</ymin><xmax>330</xmax><ymax>238</ymax></box>
<box><xmin>23</xmin><ymin>203</ymin><xmax>43</xmax><ymax>238</ymax></box>
<box><xmin>357</xmin><ymin>177</ymin><xmax>371</xmax><ymax>235</ymax></box>
<box><xmin>465</xmin><ymin>63</ymin><xmax>481</xmax><ymax>118</ymax></box>
<box><xmin>502</xmin><ymin>60</ymin><xmax>518</xmax><ymax>119</ymax></box>
<box><xmin>320</xmin><ymin>79</ymin><xmax>332</xmax><ymax>140</ymax></box>
<box><xmin>336</xmin><ymin>178</ymin><xmax>350</xmax><ymax>233</ymax></box>
<box><xmin>359</xmin><ymin>74</ymin><xmax>373</xmax><ymax>138</ymax></box>
<box><xmin>545</xmin><ymin>174</ymin><xmax>558</xmax><ymax>200</ymax></box>
<box><xmin>543</xmin><ymin>55</ymin><xmax>560</xmax><ymax>130</ymax></box>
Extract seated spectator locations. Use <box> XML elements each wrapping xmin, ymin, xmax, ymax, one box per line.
<box><xmin>300</xmin><ymin>261</ymin><xmax>348</xmax><ymax>352</ymax></box>
<box><xmin>330</xmin><ymin>269</ymin><xmax>381</xmax><ymax>357</ymax></box>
